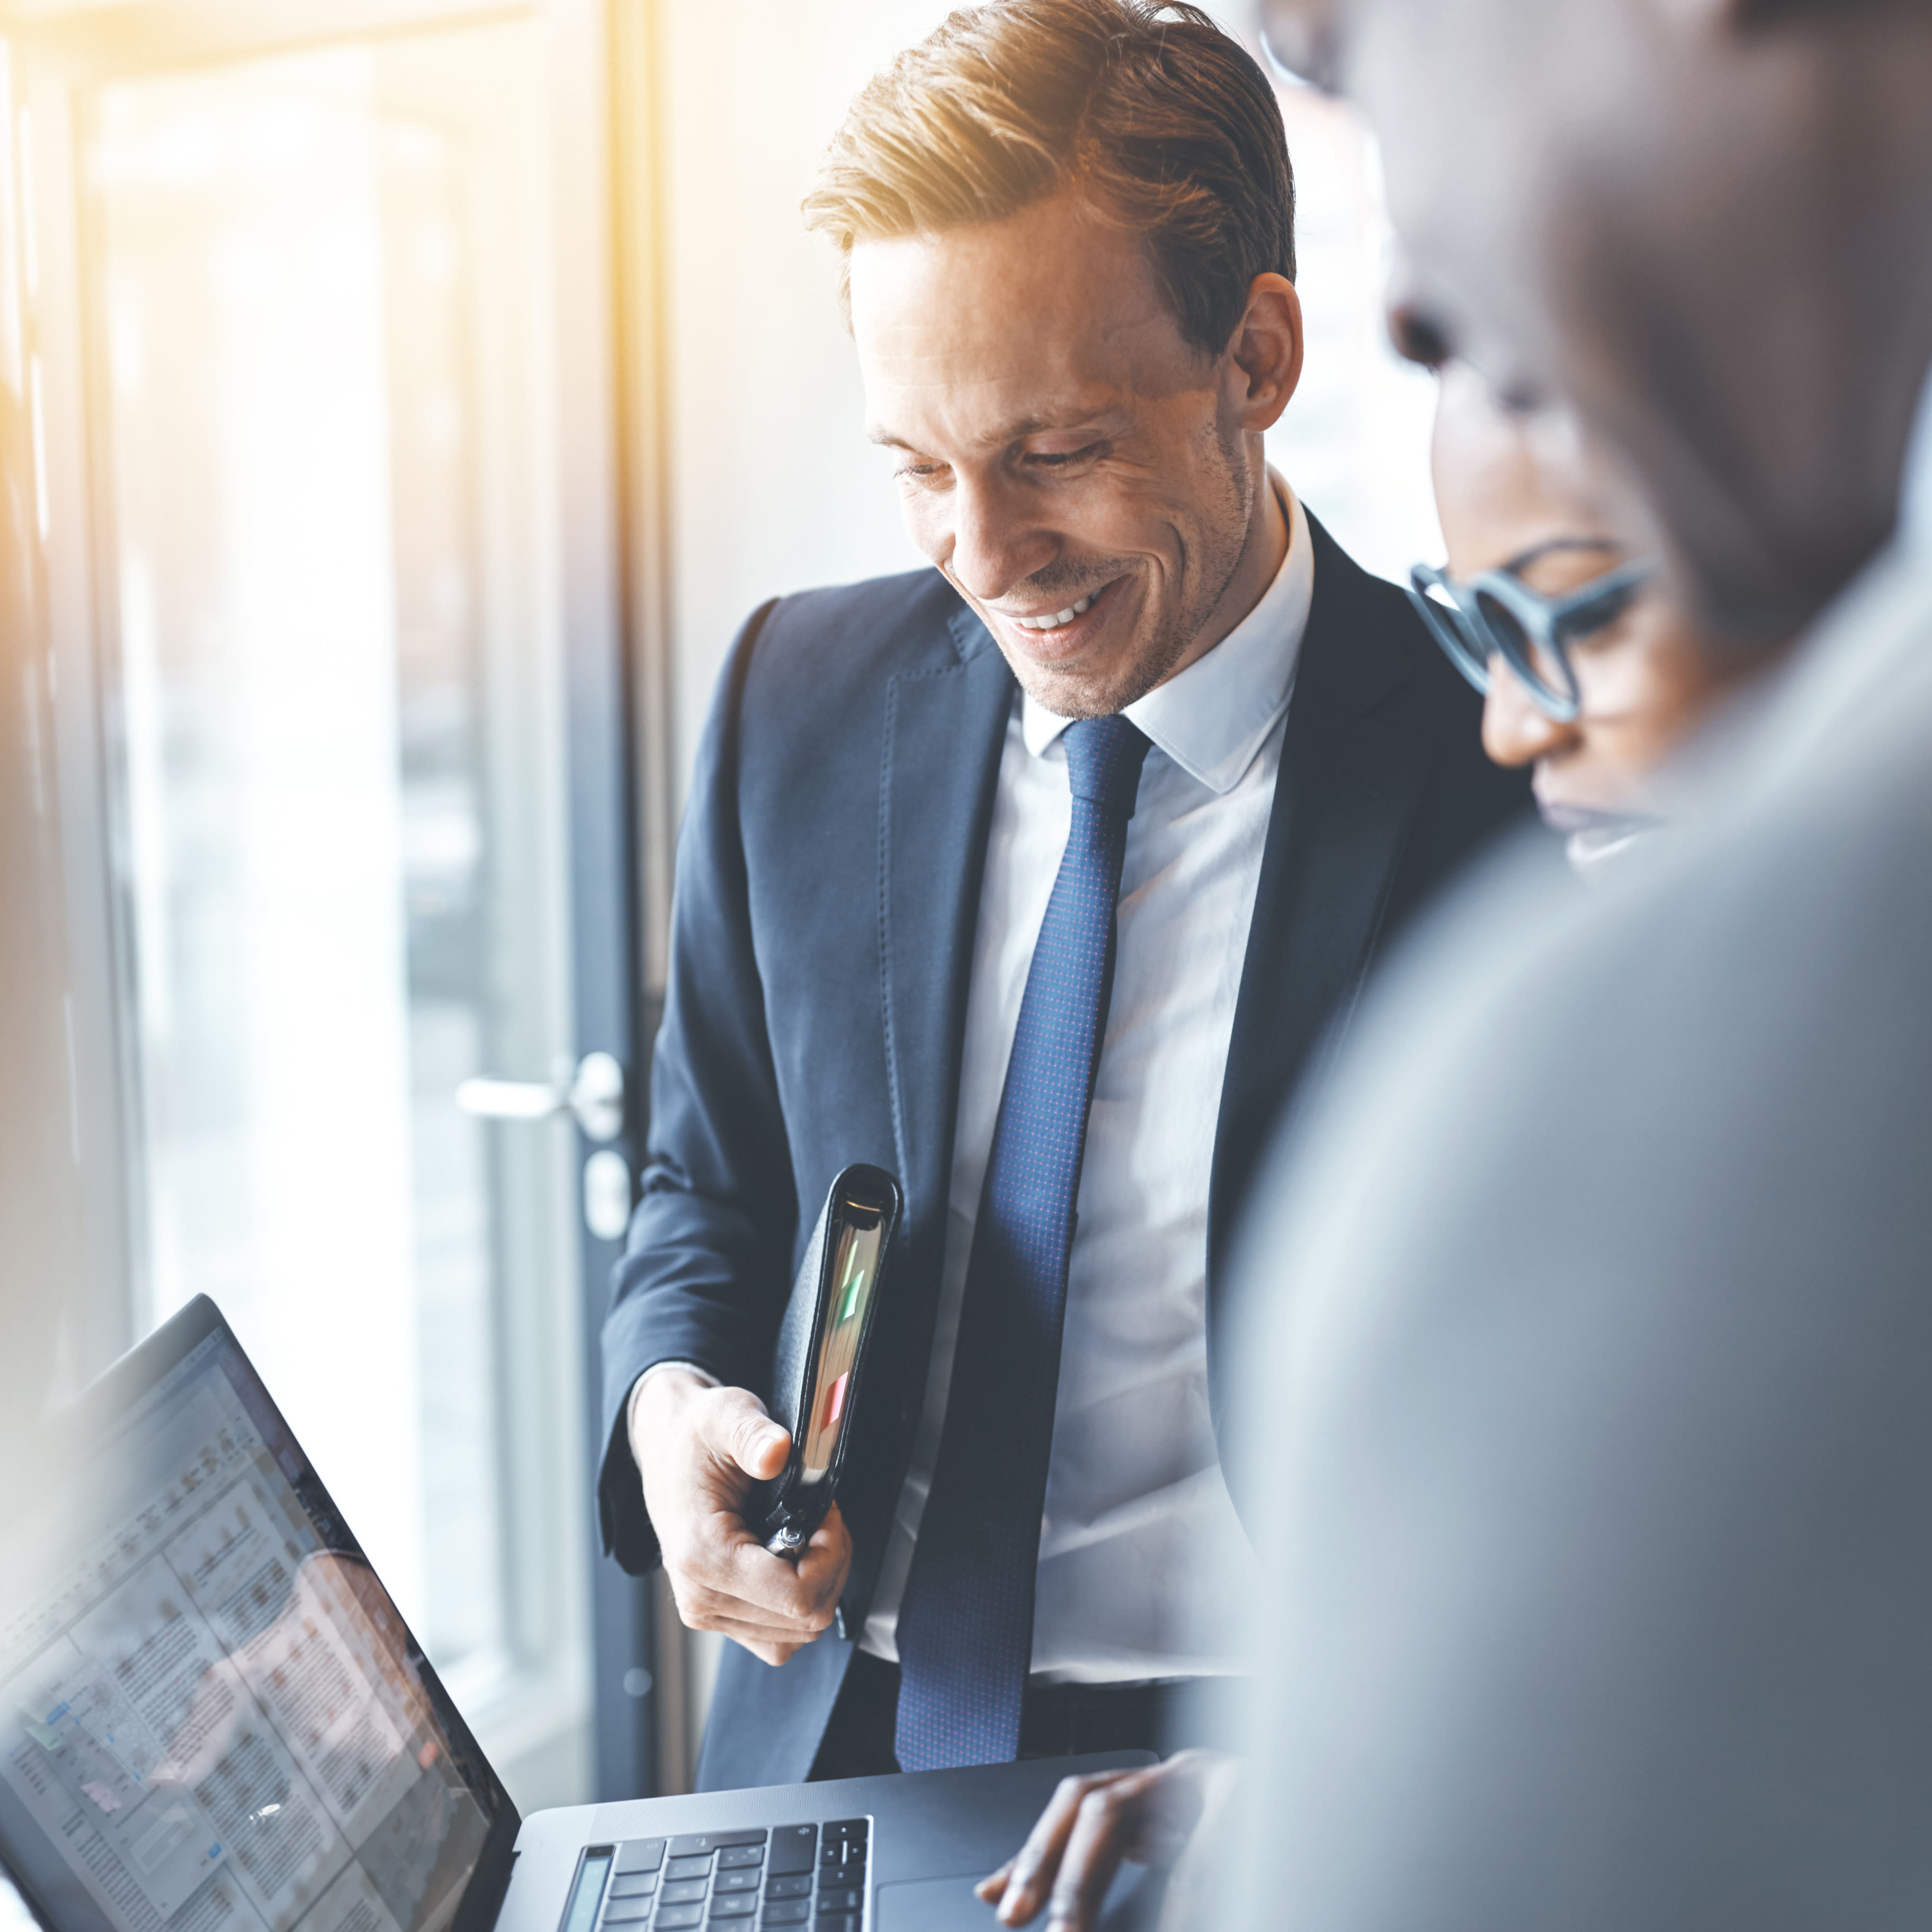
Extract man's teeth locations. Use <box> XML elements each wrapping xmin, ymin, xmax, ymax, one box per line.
<box><xmin>1013</xmin><ymin>593</ymin><xmax>1095</xmax><ymax>632</ymax></box>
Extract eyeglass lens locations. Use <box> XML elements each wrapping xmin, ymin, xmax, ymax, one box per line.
<box><xmin>1472</xmin><ymin>588</ymin><xmax>1573</xmax><ymax>708</ymax></box>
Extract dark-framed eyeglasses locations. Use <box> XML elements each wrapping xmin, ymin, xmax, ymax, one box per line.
<box><xmin>1407</xmin><ymin>538</ymin><xmax>1657</xmax><ymax>724</ymax></box>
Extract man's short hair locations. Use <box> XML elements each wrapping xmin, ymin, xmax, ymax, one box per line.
<box><xmin>802</xmin><ymin>0</ymin><xmax>1296</xmax><ymax>358</ymax></box>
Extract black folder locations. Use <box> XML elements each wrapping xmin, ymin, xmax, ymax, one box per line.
<box><xmin>756</xmin><ymin>1162</ymin><xmax>903</xmax><ymax>1553</ymax></box>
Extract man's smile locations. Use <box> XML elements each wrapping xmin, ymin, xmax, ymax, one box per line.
<box><xmin>1010</xmin><ymin>592</ymin><xmax>1096</xmax><ymax>632</ymax></box>
<box><xmin>979</xmin><ymin>574</ymin><xmax>1131</xmax><ymax>666</ymax></box>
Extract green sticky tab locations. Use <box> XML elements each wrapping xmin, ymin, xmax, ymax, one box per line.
<box><xmin>839</xmin><ymin>1275</ymin><xmax>864</xmax><ymax>1325</ymax></box>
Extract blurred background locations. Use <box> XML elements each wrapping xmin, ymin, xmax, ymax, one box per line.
<box><xmin>0</xmin><ymin>0</ymin><xmax>1435</xmax><ymax>1815</ymax></box>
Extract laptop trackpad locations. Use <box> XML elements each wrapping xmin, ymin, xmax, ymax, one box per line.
<box><xmin>874</xmin><ymin>1866</ymin><xmax>1162</xmax><ymax>1930</ymax></box>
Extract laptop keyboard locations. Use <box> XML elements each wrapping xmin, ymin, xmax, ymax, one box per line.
<box><xmin>596</xmin><ymin>1820</ymin><xmax>871</xmax><ymax>1932</ymax></box>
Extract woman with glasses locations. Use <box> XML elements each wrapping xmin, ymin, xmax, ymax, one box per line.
<box><xmin>1413</xmin><ymin>364</ymin><xmax>1750</xmax><ymax>876</ymax></box>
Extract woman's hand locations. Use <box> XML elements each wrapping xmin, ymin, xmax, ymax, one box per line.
<box><xmin>974</xmin><ymin>1749</ymin><xmax>1232</xmax><ymax>1930</ymax></box>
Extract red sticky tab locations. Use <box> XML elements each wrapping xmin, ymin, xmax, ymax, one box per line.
<box><xmin>823</xmin><ymin>1372</ymin><xmax>849</xmax><ymax>1428</ymax></box>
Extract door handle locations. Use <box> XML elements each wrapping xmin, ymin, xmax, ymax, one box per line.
<box><xmin>456</xmin><ymin>1050</ymin><xmax>625</xmax><ymax>1142</ymax></box>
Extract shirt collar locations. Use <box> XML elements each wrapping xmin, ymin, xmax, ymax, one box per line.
<box><xmin>1021</xmin><ymin>473</ymin><xmax>1315</xmax><ymax>795</ymax></box>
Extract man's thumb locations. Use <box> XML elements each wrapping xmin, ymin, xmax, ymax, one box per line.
<box><xmin>717</xmin><ymin>1394</ymin><xmax>791</xmax><ymax>1479</ymax></box>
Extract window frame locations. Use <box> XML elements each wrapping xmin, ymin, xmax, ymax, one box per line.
<box><xmin>6</xmin><ymin>0</ymin><xmax>663</xmax><ymax>1806</ymax></box>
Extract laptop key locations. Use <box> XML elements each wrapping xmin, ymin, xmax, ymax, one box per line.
<box><xmin>665</xmin><ymin>1858</ymin><xmax>713</xmax><ymax>1884</ymax></box>
<box><xmin>813</xmin><ymin>1889</ymin><xmax>862</xmax><ymax>1913</ymax></box>
<box><xmin>764</xmin><ymin>1876</ymin><xmax>811</xmax><ymax>1901</ymax></box>
<box><xmin>758</xmin><ymin>1904</ymin><xmax>810</xmax><ymax>1927</ymax></box>
<box><xmin>813</xmin><ymin>1918</ymin><xmax>858</xmax><ymax>1932</ymax></box>
<box><xmin>669</xmin><ymin>1833</ymin><xmax>766</xmax><ymax>1858</ymax></box>
<box><xmin>816</xmin><ymin>1868</ymin><xmax>863</xmax><ymax>1893</ymax></box>
<box><xmin>658</xmin><ymin>1882</ymin><xmax>708</xmax><ymax>1906</ymax></box>
<box><xmin>616</xmin><ymin>1841</ymin><xmax>668</xmax><ymax>1875</ymax></box>
<box><xmin>652</xmin><ymin>1910</ymin><xmax>704</xmax><ymax>1931</ymax></box>
<box><xmin>765</xmin><ymin>1828</ymin><xmax>817</xmax><ymax>1877</ymax></box>
<box><xmin>712</xmin><ymin>1871</ymin><xmax>759</xmax><ymax>1895</ymax></box>
<box><xmin>716</xmin><ymin>1846</ymin><xmax>764</xmax><ymax>1872</ymax></box>
<box><xmin>609</xmin><ymin>1876</ymin><xmax>658</xmax><ymax>1898</ymax></box>
<box><xmin>599</xmin><ymin>1903</ymin><xmax>650</xmax><ymax>1924</ymax></box>
<box><xmin>705</xmin><ymin>1899</ymin><xmax>756</xmax><ymax>1921</ymax></box>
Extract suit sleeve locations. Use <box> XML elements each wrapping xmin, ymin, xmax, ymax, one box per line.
<box><xmin>597</xmin><ymin>597</ymin><xmax>799</xmax><ymax>1575</ymax></box>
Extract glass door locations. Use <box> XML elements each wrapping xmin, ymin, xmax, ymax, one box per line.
<box><xmin>13</xmin><ymin>0</ymin><xmax>657</xmax><ymax>1808</ymax></box>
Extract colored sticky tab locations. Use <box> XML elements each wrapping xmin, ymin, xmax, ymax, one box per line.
<box><xmin>823</xmin><ymin>1373</ymin><xmax>849</xmax><ymax>1429</ymax></box>
<box><xmin>839</xmin><ymin>1274</ymin><xmax>864</xmax><ymax>1324</ymax></box>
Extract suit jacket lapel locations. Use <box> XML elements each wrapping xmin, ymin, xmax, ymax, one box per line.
<box><xmin>876</xmin><ymin>596</ymin><xmax>1014</xmax><ymax>1387</ymax></box>
<box><xmin>1207</xmin><ymin>514</ymin><xmax>1429</xmax><ymax>1326</ymax></box>
<box><xmin>875</xmin><ymin>545</ymin><xmax>1437</xmax><ymax>1475</ymax></box>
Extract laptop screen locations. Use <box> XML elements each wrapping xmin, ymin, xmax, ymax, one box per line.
<box><xmin>0</xmin><ymin>1301</ymin><xmax>515</xmax><ymax>1932</ymax></box>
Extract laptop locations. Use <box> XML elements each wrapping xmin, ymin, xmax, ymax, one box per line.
<box><xmin>0</xmin><ymin>1298</ymin><xmax>1159</xmax><ymax>1932</ymax></box>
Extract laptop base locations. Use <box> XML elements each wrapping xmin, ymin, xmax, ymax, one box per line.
<box><xmin>500</xmin><ymin>1754</ymin><xmax>1160</xmax><ymax>1932</ymax></box>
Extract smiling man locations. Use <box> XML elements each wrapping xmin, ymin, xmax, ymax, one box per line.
<box><xmin>596</xmin><ymin>0</ymin><xmax>1528</xmax><ymax>1817</ymax></box>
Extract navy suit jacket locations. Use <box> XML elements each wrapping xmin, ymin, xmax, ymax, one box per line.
<box><xmin>599</xmin><ymin>516</ymin><xmax>1533</xmax><ymax>1790</ymax></box>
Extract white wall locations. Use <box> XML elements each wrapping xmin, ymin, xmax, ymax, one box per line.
<box><xmin>658</xmin><ymin>1</ymin><xmax>959</xmax><ymax>797</ymax></box>
<box><xmin>656</xmin><ymin>3</ymin><xmax>1441</xmax><ymax>802</ymax></box>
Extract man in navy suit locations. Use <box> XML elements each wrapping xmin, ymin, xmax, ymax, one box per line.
<box><xmin>597</xmin><ymin>0</ymin><xmax>1529</xmax><ymax>1797</ymax></box>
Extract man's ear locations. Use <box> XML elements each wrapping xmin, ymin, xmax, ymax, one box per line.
<box><xmin>1228</xmin><ymin>273</ymin><xmax>1304</xmax><ymax>433</ymax></box>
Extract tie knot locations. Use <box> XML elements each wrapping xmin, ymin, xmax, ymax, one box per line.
<box><xmin>1061</xmin><ymin>714</ymin><xmax>1150</xmax><ymax>818</ymax></box>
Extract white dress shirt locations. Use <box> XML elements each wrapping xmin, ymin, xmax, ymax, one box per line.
<box><xmin>861</xmin><ymin>479</ymin><xmax>1316</xmax><ymax>1683</ymax></box>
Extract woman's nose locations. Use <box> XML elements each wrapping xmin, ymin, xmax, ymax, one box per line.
<box><xmin>1482</xmin><ymin>656</ymin><xmax>1579</xmax><ymax>767</ymax></box>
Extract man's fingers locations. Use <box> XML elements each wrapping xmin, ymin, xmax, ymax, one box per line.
<box><xmin>789</xmin><ymin>1505</ymin><xmax>853</xmax><ymax>1602</ymax></box>
<box><xmin>1043</xmin><ymin>1787</ymin><xmax>1134</xmax><ymax>1931</ymax></box>
<box><xmin>663</xmin><ymin>1588</ymin><xmax>822</xmax><ymax>1661</ymax></box>
<box><xmin>673</xmin><ymin>1561</ymin><xmax>831</xmax><ymax>1635</ymax></box>
<box><xmin>668</xmin><ymin>1594</ymin><xmax>811</xmax><ymax>1645</ymax></box>
<box><xmin>991</xmin><ymin>1773</ymin><xmax>1125</xmax><ymax>1926</ymax></box>
<box><xmin>712</xmin><ymin>1526</ymin><xmax>845</xmax><ymax>1622</ymax></box>
<box><xmin>659</xmin><ymin>1525</ymin><xmax>846</xmax><ymax>1646</ymax></box>
<box><xmin>689</xmin><ymin>1500</ymin><xmax>851</xmax><ymax>1624</ymax></box>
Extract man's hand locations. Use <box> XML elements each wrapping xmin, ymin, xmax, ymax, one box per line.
<box><xmin>974</xmin><ymin>1751</ymin><xmax>1229</xmax><ymax>1930</ymax></box>
<box><xmin>629</xmin><ymin>1368</ymin><xmax>852</xmax><ymax>1665</ymax></box>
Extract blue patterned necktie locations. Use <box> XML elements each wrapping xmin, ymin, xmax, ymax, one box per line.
<box><xmin>894</xmin><ymin>713</ymin><xmax>1152</xmax><ymax>1772</ymax></box>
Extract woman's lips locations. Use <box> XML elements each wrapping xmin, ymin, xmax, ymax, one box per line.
<box><xmin>1535</xmin><ymin>796</ymin><xmax>1659</xmax><ymax>838</ymax></box>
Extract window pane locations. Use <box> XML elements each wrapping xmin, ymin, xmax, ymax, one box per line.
<box><xmin>98</xmin><ymin>19</ymin><xmax>576</xmax><ymax>1695</ymax></box>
